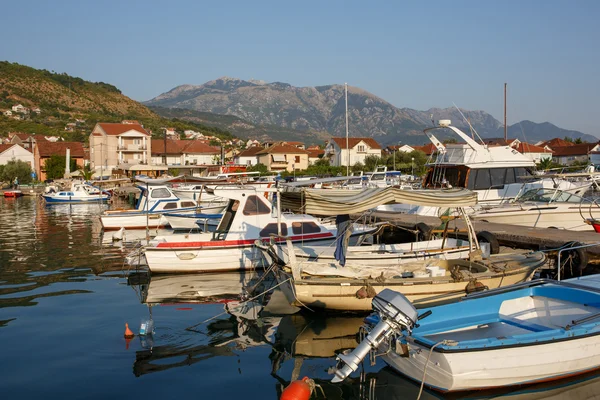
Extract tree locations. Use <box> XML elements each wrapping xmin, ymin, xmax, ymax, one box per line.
<box><xmin>44</xmin><ymin>155</ymin><xmax>77</xmax><ymax>180</ymax></box>
<box><xmin>363</xmin><ymin>155</ymin><xmax>383</xmax><ymax>172</ymax></box>
<box><xmin>247</xmin><ymin>163</ymin><xmax>269</xmax><ymax>174</ymax></box>
<box><xmin>574</xmin><ymin>138</ymin><xmax>584</xmax><ymax>144</ymax></box>
<box><xmin>0</xmin><ymin>159</ymin><xmax>33</xmax><ymax>185</ymax></box>
<box><xmin>564</xmin><ymin>136</ymin><xmax>574</xmax><ymax>143</ymax></box>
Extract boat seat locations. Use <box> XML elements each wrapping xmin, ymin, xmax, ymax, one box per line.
<box><xmin>499</xmin><ymin>317</ymin><xmax>552</xmax><ymax>333</ymax></box>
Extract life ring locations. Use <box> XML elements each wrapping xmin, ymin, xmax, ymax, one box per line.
<box><xmin>264</xmin><ymin>182</ymin><xmax>273</xmax><ymax>199</ymax></box>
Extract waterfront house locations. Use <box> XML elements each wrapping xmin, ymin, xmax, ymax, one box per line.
<box><xmin>513</xmin><ymin>142</ymin><xmax>553</xmax><ymax>163</ymax></box>
<box><xmin>9</xmin><ymin>132</ymin><xmax>36</xmax><ymax>151</ymax></box>
<box><xmin>0</xmin><ymin>144</ymin><xmax>34</xmax><ymax>168</ymax></box>
<box><xmin>2</xmin><ymin>110</ymin><xmax>12</xmax><ymax>116</ymax></box>
<box><xmin>151</xmin><ymin>139</ymin><xmax>220</xmax><ymax>166</ymax></box>
<box><xmin>384</xmin><ymin>144</ymin><xmax>415</xmax><ymax>155</ymax></box>
<box><xmin>89</xmin><ymin>122</ymin><xmax>151</xmax><ymax>173</ymax></box>
<box><xmin>325</xmin><ymin>137</ymin><xmax>382</xmax><ymax>167</ymax></box>
<box><xmin>182</xmin><ymin>141</ymin><xmax>220</xmax><ymax>165</ymax></box>
<box><xmin>552</xmin><ymin>143</ymin><xmax>600</xmax><ymax>165</ymax></box>
<box><xmin>35</xmin><ymin>141</ymin><xmax>85</xmax><ymax>181</ymax></box>
<box><xmin>307</xmin><ymin>147</ymin><xmax>325</xmax><ymax>165</ymax></box>
<box><xmin>256</xmin><ymin>142</ymin><xmax>310</xmax><ymax>172</ymax></box>
<box><xmin>235</xmin><ymin>145</ymin><xmax>263</xmax><ymax>166</ymax></box>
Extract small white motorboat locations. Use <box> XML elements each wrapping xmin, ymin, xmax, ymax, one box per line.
<box><xmin>42</xmin><ymin>181</ymin><xmax>110</xmax><ymax>203</ymax></box>
<box><xmin>100</xmin><ymin>181</ymin><xmax>198</xmax><ymax>230</ymax></box>
<box><xmin>140</xmin><ymin>187</ymin><xmax>376</xmax><ymax>273</ymax></box>
<box><xmin>333</xmin><ymin>275</ymin><xmax>600</xmax><ymax>392</ymax></box>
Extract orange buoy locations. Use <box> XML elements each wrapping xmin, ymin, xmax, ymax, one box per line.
<box><xmin>124</xmin><ymin>322</ymin><xmax>135</xmax><ymax>339</ymax></box>
<box><xmin>281</xmin><ymin>377</ymin><xmax>313</xmax><ymax>400</ymax></box>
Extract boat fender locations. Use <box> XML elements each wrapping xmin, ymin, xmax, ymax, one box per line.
<box><xmin>281</xmin><ymin>377</ymin><xmax>314</xmax><ymax>400</ymax></box>
<box><xmin>476</xmin><ymin>231</ymin><xmax>500</xmax><ymax>254</ymax></box>
<box><xmin>124</xmin><ymin>322</ymin><xmax>135</xmax><ymax>339</ymax></box>
<box><xmin>465</xmin><ymin>280</ymin><xmax>487</xmax><ymax>294</ymax></box>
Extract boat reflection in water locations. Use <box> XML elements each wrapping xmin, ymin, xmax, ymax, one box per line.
<box><xmin>129</xmin><ymin>271</ymin><xmax>282</xmax><ymax>377</ymax></box>
<box><xmin>270</xmin><ymin>313</ymin><xmax>600</xmax><ymax>400</ymax></box>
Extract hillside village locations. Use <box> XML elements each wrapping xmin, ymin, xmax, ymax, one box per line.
<box><xmin>2</xmin><ymin>110</ymin><xmax>600</xmax><ymax>183</ymax></box>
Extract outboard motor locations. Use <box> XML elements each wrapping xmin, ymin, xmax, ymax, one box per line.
<box><xmin>331</xmin><ymin>289</ymin><xmax>420</xmax><ymax>383</ymax></box>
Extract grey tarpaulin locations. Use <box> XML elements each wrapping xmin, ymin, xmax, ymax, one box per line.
<box><xmin>280</xmin><ymin>187</ymin><xmax>478</xmax><ymax>216</ymax></box>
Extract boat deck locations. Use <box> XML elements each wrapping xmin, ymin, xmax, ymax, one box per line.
<box><xmin>371</xmin><ymin>212</ymin><xmax>600</xmax><ymax>261</ymax></box>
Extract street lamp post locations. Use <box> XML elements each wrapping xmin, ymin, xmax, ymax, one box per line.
<box><xmin>411</xmin><ymin>157</ymin><xmax>414</xmax><ymax>177</ymax></box>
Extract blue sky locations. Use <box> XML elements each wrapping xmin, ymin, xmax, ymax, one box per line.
<box><xmin>1</xmin><ymin>0</ymin><xmax>599</xmax><ymax>135</ymax></box>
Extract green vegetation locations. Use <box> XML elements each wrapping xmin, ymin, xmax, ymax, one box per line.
<box><xmin>0</xmin><ymin>159</ymin><xmax>33</xmax><ymax>186</ymax></box>
<box><xmin>44</xmin><ymin>155</ymin><xmax>78</xmax><ymax>180</ymax></box>
<box><xmin>247</xmin><ymin>163</ymin><xmax>269</xmax><ymax>174</ymax></box>
<box><xmin>0</xmin><ymin>61</ymin><xmax>235</xmax><ymax>144</ymax></box>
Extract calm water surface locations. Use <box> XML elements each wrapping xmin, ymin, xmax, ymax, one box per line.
<box><xmin>1</xmin><ymin>196</ymin><xmax>599</xmax><ymax>399</ymax></box>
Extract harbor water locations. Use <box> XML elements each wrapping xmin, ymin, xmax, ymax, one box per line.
<box><xmin>2</xmin><ymin>196</ymin><xmax>600</xmax><ymax>399</ymax></box>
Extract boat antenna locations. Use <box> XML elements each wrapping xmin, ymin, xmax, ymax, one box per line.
<box><xmin>453</xmin><ymin>103</ymin><xmax>485</xmax><ymax>145</ymax></box>
<box><xmin>430</xmin><ymin>113</ymin><xmax>435</xmax><ymax>127</ymax></box>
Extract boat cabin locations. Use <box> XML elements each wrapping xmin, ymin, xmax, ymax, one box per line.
<box><xmin>423</xmin><ymin>165</ymin><xmax>535</xmax><ymax>190</ymax></box>
<box><xmin>135</xmin><ymin>185</ymin><xmax>198</xmax><ymax>212</ymax></box>
<box><xmin>211</xmin><ymin>188</ymin><xmax>333</xmax><ymax>242</ymax></box>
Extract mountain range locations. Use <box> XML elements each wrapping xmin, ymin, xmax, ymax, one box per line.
<box><xmin>146</xmin><ymin>77</ymin><xmax>597</xmax><ymax>145</ymax></box>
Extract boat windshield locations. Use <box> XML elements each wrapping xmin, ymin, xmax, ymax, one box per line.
<box><xmin>517</xmin><ymin>188</ymin><xmax>584</xmax><ymax>203</ymax></box>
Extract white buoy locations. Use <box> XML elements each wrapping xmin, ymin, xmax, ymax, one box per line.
<box><xmin>112</xmin><ymin>227</ymin><xmax>126</xmax><ymax>242</ymax></box>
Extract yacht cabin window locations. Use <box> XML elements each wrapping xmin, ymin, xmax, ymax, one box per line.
<box><xmin>292</xmin><ymin>222</ymin><xmax>321</xmax><ymax>234</ymax></box>
<box><xmin>243</xmin><ymin>195</ymin><xmax>271</xmax><ymax>215</ymax></box>
<box><xmin>181</xmin><ymin>201</ymin><xmax>196</xmax><ymax>208</ymax></box>
<box><xmin>150</xmin><ymin>188</ymin><xmax>171</xmax><ymax>198</ymax></box>
<box><xmin>260</xmin><ymin>223</ymin><xmax>288</xmax><ymax>237</ymax></box>
<box><xmin>163</xmin><ymin>202</ymin><xmax>178</xmax><ymax>210</ymax></box>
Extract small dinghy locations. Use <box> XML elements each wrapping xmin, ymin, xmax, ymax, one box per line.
<box><xmin>332</xmin><ymin>275</ymin><xmax>600</xmax><ymax>392</ymax></box>
<box><xmin>3</xmin><ymin>190</ymin><xmax>23</xmax><ymax>198</ymax></box>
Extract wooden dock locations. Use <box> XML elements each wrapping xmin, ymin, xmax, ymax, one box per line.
<box><xmin>370</xmin><ymin>211</ymin><xmax>600</xmax><ymax>261</ymax></box>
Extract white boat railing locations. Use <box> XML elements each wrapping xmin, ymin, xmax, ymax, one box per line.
<box><xmin>557</xmin><ymin>242</ymin><xmax>600</xmax><ymax>281</ymax></box>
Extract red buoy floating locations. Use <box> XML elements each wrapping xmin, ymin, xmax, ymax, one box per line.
<box><xmin>281</xmin><ymin>377</ymin><xmax>314</xmax><ymax>400</ymax></box>
<box><xmin>124</xmin><ymin>322</ymin><xmax>135</xmax><ymax>339</ymax></box>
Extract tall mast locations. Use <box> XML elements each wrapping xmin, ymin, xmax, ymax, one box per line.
<box><xmin>345</xmin><ymin>83</ymin><xmax>349</xmax><ymax>176</ymax></box>
<box><xmin>504</xmin><ymin>83</ymin><xmax>507</xmax><ymax>141</ymax></box>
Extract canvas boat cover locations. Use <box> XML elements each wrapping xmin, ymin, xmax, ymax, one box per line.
<box><xmin>280</xmin><ymin>187</ymin><xmax>477</xmax><ymax>216</ymax></box>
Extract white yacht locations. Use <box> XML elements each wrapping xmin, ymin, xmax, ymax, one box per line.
<box><xmin>378</xmin><ymin>120</ymin><xmax>591</xmax><ymax>216</ymax></box>
<box><xmin>470</xmin><ymin>187</ymin><xmax>600</xmax><ymax>231</ymax></box>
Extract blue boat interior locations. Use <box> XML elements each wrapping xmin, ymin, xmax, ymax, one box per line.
<box><xmin>412</xmin><ymin>283</ymin><xmax>600</xmax><ymax>351</ymax></box>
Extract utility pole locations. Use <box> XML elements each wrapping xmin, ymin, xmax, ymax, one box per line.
<box><xmin>345</xmin><ymin>83</ymin><xmax>349</xmax><ymax>176</ymax></box>
<box><xmin>163</xmin><ymin>129</ymin><xmax>167</xmax><ymax>165</ymax></box>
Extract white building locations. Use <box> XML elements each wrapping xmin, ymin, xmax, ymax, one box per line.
<box><xmin>325</xmin><ymin>137</ymin><xmax>382</xmax><ymax>167</ymax></box>
<box><xmin>0</xmin><ymin>144</ymin><xmax>34</xmax><ymax>168</ymax></box>
<box><xmin>235</xmin><ymin>146</ymin><xmax>262</xmax><ymax>166</ymax></box>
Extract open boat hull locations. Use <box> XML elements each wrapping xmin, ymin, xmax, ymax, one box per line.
<box><xmin>144</xmin><ymin>233</ymin><xmax>345</xmax><ymax>273</ymax></box>
<box><xmin>274</xmin><ymin>252</ymin><xmax>545</xmax><ymax>311</ymax></box>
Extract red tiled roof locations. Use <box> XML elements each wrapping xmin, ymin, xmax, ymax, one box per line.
<box><xmin>257</xmin><ymin>143</ymin><xmax>310</xmax><ymax>155</ymax></box>
<box><xmin>151</xmin><ymin>139</ymin><xmax>184</xmax><ymax>155</ymax></box>
<box><xmin>412</xmin><ymin>143</ymin><xmax>437</xmax><ymax>155</ymax></box>
<box><xmin>182</xmin><ymin>141</ymin><xmax>220</xmax><ymax>154</ymax></box>
<box><xmin>237</xmin><ymin>146</ymin><xmax>264</xmax><ymax>157</ymax></box>
<box><xmin>552</xmin><ymin>143</ymin><xmax>598</xmax><ymax>156</ymax></box>
<box><xmin>96</xmin><ymin>123</ymin><xmax>149</xmax><ymax>136</ymax></box>
<box><xmin>330</xmin><ymin>137</ymin><xmax>382</xmax><ymax>150</ymax></box>
<box><xmin>284</xmin><ymin>141</ymin><xmax>304</xmax><ymax>146</ymax></box>
<box><xmin>541</xmin><ymin>138</ymin><xmax>575</xmax><ymax>148</ymax></box>
<box><xmin>36</xmin><ymin>141</ymin><xmax>85</xmax><ymax>157</ymax></box>
<box><xmin>0</xmin><ymin>144</ymin><xmax>16</xmax><ymax>153</ymax></box>
<box><xmin>515</xmin><ymin>143</ymin><xmax>553</xmax><ymax>153</ymax></box>
<box><xmin>307</xmin><ymin>149</ymin><xmax>325</xmax><ymax>158</ymax></box>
